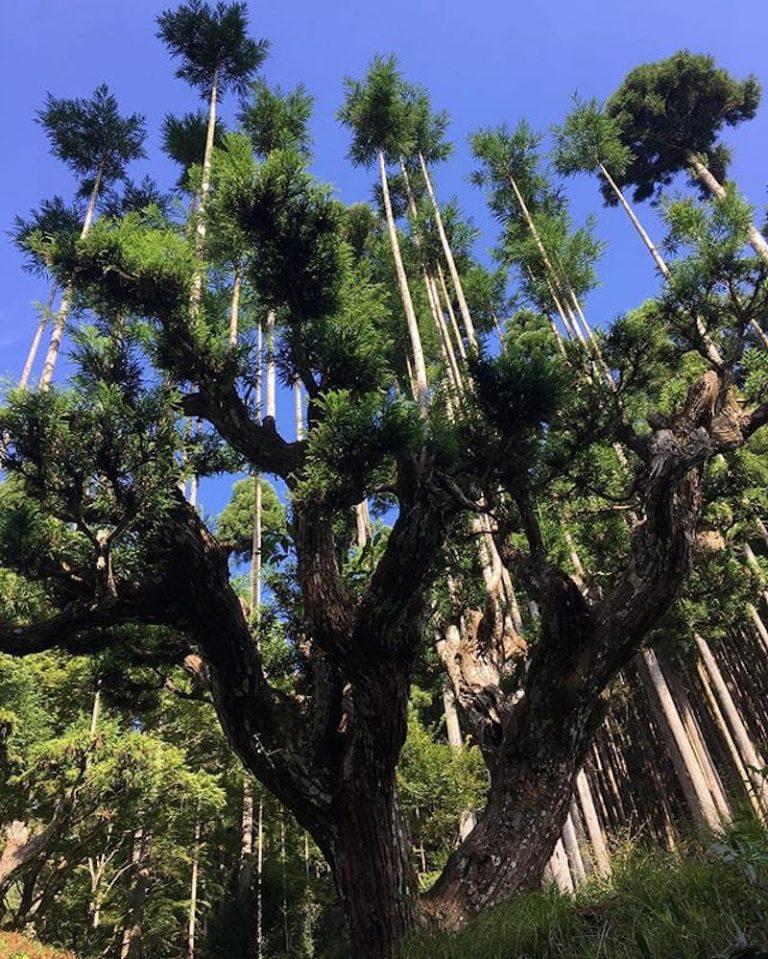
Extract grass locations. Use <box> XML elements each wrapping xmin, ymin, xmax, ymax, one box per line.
<box><xmin>0</xmin><ymin>932</ymin><xmax>75</xmax><ymax>959</ymax></box>
<box><xmin>405</xmin><ymin>829</ymin><xmax>768</xmax><ymax>959</ymax></box>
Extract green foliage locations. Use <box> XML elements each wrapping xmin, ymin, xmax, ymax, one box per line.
<box><xmin>239</xmin><ymin>78</ymin><xmax>314</xmax><ymax>158</ymax></box>
<box><xmin>11</xmin><ymin>197</ymin><xmax>83</xmax><ymax>277</ymax></box>
<box><xmin>397</xmin><ymin>704</ymin><xmax>486</xmax><ymax>863</ymax></box>
<box><xmin>36</xmin><ymin>84</ymin><xmax>146</xmax><ymax>188</ymax></box>
<box><xmin>0</xmin><ymin>931</ymin><xmax>75</xmax><ymax>958</ymax></box>
<box><xmin>156</xmin><ymin>0</ymin><xmax>269</xmax><ymax>98</ymax></box>
<box><xmin>216</xmin><ymin>476</ymin><xmax>287</xmax><ymax>562</ymax></box>
<box><xmin>102</xmin><ymin>176</ymin><xmax>172</xmax><ymax>220</ymax></box>
<box><xmin>235</xmin><ymin>149</ymin><xmax>347</xmax><ymax>321</ymax></box>
<box><xmin>57</xmin><ymin>211</ymin><xmax>195</xmax><ymax>321</ymax></box>
<box><xmin>162</xmin><ymin>111</ymin><xmax>227</xmax><ymax>188</ymax></box>
<box><xmin>606</xmin><ymin>51</ymin><xmax>761</xmax><ymax>202</ymax></box>
<box><xmin>468</xmin><ymin>321</ymin><xmax>572</xmax><ymax>483</ymax></box>
<box><xmin>552</xmin><ymin>94</ymin><xmax>633</xmax><ymax>186</ymax></box>
<box><xmin>298</xmin><ymin>390</ymin><xmax>420</xmax><ymax>509</ymax></box>
<box><xmin>405</xmin><ymin>836</ymin><xmax>768</xmax><ymax>959</ymax></box>
<box><xmin>339</xmin><ymin>55</ymin><xmax>415</xmax><ymax>167</ymax></box>
<box><xmin>300</xmin><ymin>256</ymin><xmax>395</xmax><ymax>393</ymax></box>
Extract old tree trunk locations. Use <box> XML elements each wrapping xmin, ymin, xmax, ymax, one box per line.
<box><xmin>1</xmin><ymin>299</ymin><xmax>765</xmax><ymax>958</ymax></box>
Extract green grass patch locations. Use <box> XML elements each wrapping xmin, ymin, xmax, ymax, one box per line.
<box><xmin>406</xmin><ymin>830</ymin><xmax>768</xmax><ymax>959</ymax></box>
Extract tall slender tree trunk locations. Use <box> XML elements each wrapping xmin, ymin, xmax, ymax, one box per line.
<box><xmin>293</xmin><ymin>375</ymin><xmax>304</xmax><ymax>439</ymax></box>
<box><xmin>598</xmin><ymin>160</ymin><xmax>726</xmax><ymax>366</ymax></box>
<box><xmin>227</xmin><ymin>266</ymin><xmax>242</xmax><ymax>347</ymax></box>
<box><xmin>561</xmin><ymin>811</ymin><xmax>586</xmax><ymax>885</ymax></box>
<box><xmin>748</xmin><ymin>603</ymin><xmax>768</xmax><ymax>658</ymax></box>
<box><xmin>378</xmin><ymin>151</ymin><xmax>429</xmax><ymax>414</ymax></box>
<box><xmin>250</xmin><ymin>320</ymin><xmax>264</xmax><ymax>619</ymax></box>
<box><xmin>659</xmin><ymin>653</ymin><xmax>731</xmax><ymax>822</ymax></box>
<box><xmin>239</xmin><ymin>780</ymin><xmax>254</xmax><ymax>896</ymax></box>
<box><xmin>19</xmin><ymin>286</ymin><xmax>57</xmax><ymax>388</ymax></box>
<box><xmin>695</xmin><ymin>659</ymin><xmax>767</xmax><ymax>821</ymax></box>
<box><xmin>639</xmin><ymin>648</ymin><xmax>722</xmax><ymax>831</ymax></box>
<box><xmin>265</xmin><ymin>310</ymin><xmax>276</xmax><ymax>421</ymax></box>
<box><xmin>686</xmin><ymin>152</ymin><xmax>768</xmax><ymax>265</ymax></box>
<box><xmin>280</xmin><ymin>809</ymin><xmax>289</xmax><ymax>955</ymax></box>
<box><xmin>256</xmin><ymin>800</ymin><xmax>264</xmax><ymax>959</ymax></box>
<box><xmin>198</xmin><ymin>74</ymin><xmax>219</xmax><ymax>237</ymax></box>
<box><xmin>39</xmin><ymin>159</ymin><xmax>105</xmax><ymax>389</ymax></box>
<box><xmin>187</xmin><ymin>819</ymin><xmax>201</xmax><ymax>959</ymax></box>
<box><xmin>436</xmin><ymin>263</ymin><xmax>467</xmax><ymax>361</ymax></box>
<box><xmin>694</xmin><ymin>633</ymin><xmax>768</xmax><ymax>810</ymax></box>
<box><xmin>250</xmin><ymin>475</ymin><xmax>262</xmax><ymax>616</ymax></box>
<box><xmin>442</xmin><ymin>682</ymin><xmax>463</xmax><ymax>749</ymax></box>
<box><xmin>598</xmin><ymin>161</ymin><xmax>670</xmax><ymax>277</ymax></box>
<box><xmin>119</xmin><ymin>828</ymin><xmax>150</xmax><ymax>959</ymax></box>
<box><xmin>575</xmin><ymin>768</ymin><xmax>612</xmax><ymax>877</ymax></box>
<box><xmin>417</xmin><ymin>153</ymin><xmax>478</xmax><ymax>350</ymax></box>
<box><xmin>355</xmin><ymin>501</ymin><xmax>371</xmax><ymax>548</ymax></box>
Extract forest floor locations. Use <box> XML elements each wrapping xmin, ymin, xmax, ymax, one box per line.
<box><xmin>406</xmin><ymin>826</ymin><xmax>768</xmax><ymax>959</ymax></box>
<box><xmin>0</xmin><ymin>932</ymin><xmax>75</xmax><ymax>959</ymax></box>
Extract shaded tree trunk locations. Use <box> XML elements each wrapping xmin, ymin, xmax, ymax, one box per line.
<box><xmin>187</xmin><ymin>819</ymin><xmax>201</xmax><ymax>959</ymax></box>
<box><xmin>239</xmin><ymin>780</ymin><xmax>254</xmax><ymax>896</ymax></box>
<box><xmin>639</xmin><ymin>648</ymin><xmax>722</xmax><ymax>831</ymax></box>
<box><xmin>694</xmin><ymin>633</ymin><xmax>768</xmax><ymax>811</ymax></box>
<box><xmin>119</xmin><ymin>828</ymin><xmax>150</xmax><ymax>959</ymax></box>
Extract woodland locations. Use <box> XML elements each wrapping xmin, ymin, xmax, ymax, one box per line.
<box><xmin>2</xmin><ymin>3</ymin><xmax>768</xmax><ymax>957</ymax></box>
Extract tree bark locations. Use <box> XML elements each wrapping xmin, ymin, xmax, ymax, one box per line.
<box><xmin>188</xmin><ymin>71</ymin><xmax>219</xmax><ymax>313</ymax></box>
<box><xmin>659</xmin><ymin>652</ymin><xmax>731</xmax><ymax>822</ymax></box>
<box><xmin>265</xmin><ymin>309</ymin><xmax>276</xmax><ymax>421</ymax></box>
<box><xmin>561</xmin><ymin>811</ymin><xmax>586</xmax><ymax>886</ymax></box>
<box><xmin>695</xmin><ymin>659</ymin><xmax>766</xmax><ymax>821</ymax></box>
<box><xmin>575</xmin><ymin>768</ymin><xmax>612</xmax><ymax>877</ymax></box>
<box><xmin>239</xmin><ymin>780</ymin><xmax>254</xmax><ymax>896</ymax></box>
<box><xmin>256</xmin><ymin>799</ymin><xmax>264</xmax><ymax>959</ymax></box>
<box><xmin>598</xmin><ymin>161</ymin><xmax>670</xmax><ymax>278</ymax></box>
<box><xmin>379</xmin><ymin>150</ymin><xmax>429</xmax><ymax>414</ymax></box>
<box><xmin>227</xmin><ymin>266</ymin><xmax>242</xmax><ymax>347</ymax></box>
<box><xmin>119</xmin><ymin>828</ymin><xmax>150</xmax><ymax>959</ymax></box>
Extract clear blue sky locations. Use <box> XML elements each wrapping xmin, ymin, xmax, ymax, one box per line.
<box><xmin>2</xmin><ymin>0</ymin><xmax>767</xmax><ymax>518</ymax></box>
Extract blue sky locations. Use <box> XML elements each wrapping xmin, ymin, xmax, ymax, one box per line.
<box><xmin>2</xmin><ymin>0</ymin><xmax>768</xmax><ymax>519</ymax></box>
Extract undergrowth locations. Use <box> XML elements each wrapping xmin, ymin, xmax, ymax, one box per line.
<box><xmin>406</xmin><ymin>822</ymin><xmax>768</xmax><ymax>959</ymax></box>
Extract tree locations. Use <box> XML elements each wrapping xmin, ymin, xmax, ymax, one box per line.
<box><xmin>239</xmin><ymin>78</ymin><xmax>314</xmax><ymax>159</ymax></box>
<box><xmin>157</xmin><ymin>0</ymin><xmax>268</xmax><ymax>273</ymax></box>
<box><xmin>3</xmin><ymin>32</ymin><xmax>768</xmax><ymax>958</ymax></box>
<box><xmin>34</xmin><ymin>85</ymin><xmax>145</xmax><ymax>388</ymax></box>
<box><xmin>553</xmin><ymin>95</ymin><xmax>671</xmax><ymax>275</ymax></box>
<box><xmin>339</xmin><ymin>55</ymin><xmax>430</xmax><ymax>413</ymax></box>
<box><xmin>605</xmin><ymin>51</ymin><xmax>768</xmax><ymax>262</ymax></box>
<box><xmin>162</xmin><ymin>112</ymin><xmax>227</xmax><ymax>194</ymax></box>
<box><xmin>10</xmin><ymin>197</ymin><xmax>83</xmax><ymax>387</ymax></box>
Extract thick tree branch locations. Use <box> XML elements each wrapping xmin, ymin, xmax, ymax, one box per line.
<box><xmin>181</xmin><ymin>386</ymin><xmax>305</xmax><ymax>481</ymax></box>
